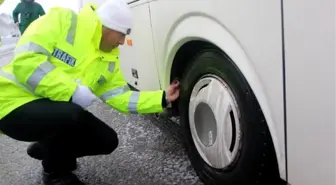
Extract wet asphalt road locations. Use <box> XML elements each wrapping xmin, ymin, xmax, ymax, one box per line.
<box><xmin>0</xmin><ymin>43</ymin><xmax>203</xmax><ymax>185</ymax></box>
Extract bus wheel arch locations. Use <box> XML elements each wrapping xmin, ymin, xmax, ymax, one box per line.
<box><xmin>169</xmin><ymin>40</ymin><xmax>283</xmax><ymax>183</ymax></box>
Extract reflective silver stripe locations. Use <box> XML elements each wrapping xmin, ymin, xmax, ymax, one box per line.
<box><xmin>100</xmin><ymin>85</ymin><xmax>130</xmax><ymax>101</ymax></box>
<box><xmin>0</xmin><ymin>69</ymin><xmax>32</xmax><ymax>92</ymax></box>
<box><xmin>108</xmin><ymin>62</ymin><xmax>115</xmax><ymax>73</ymax></box>
<box><xmin>15</xmin><ymin>42</ymin><xmax>50</xmax><ymax>57</ymax></box>
<box><xmin>27</xmin><ymin>62</ymin><xmax>55</xmax><ymax>91</ymax></box>
<box><xmin>128</xmin><ymin>91</ymin><xmax>140</xmax><ymax>113</ymax></box>
<box><xmin>66</xmin><ymin>11</ymin><xmax>77</xmax><ymax>45</ymax></box>
<box><xmin>11</xmin><ymin>42</ymin><xmax>56</xmax><ymax>91</ymax></box>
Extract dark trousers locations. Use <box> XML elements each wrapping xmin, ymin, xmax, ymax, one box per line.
<box><xmin>0</xmin><ymin>99</ymin><xmax>119</xmax><ymax>172</ymax></box>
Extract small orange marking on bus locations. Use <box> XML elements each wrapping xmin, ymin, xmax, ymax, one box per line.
<box><xmin>127</xmin><ymin>39</ymin><xmax>133</xmax><ymax>46</ymax></box>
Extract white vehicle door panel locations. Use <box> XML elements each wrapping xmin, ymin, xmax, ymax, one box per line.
<box><xmin>285</xmin><ymin>0</ymin><xmax>336</xmax><ymax>184</ymax></box>
<box><xmin>119</xmin><ymin>0</ymin><xmax>161</xmax><ymax>90</ymax></box>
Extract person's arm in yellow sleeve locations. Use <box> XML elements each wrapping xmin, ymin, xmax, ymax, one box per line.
<box><xmin>94</xmin><ymin>61</ymin><xmax>175</xmax><ymax>114</ymax></box>
<box><xmin>12</xmin><ymin>8</ymin><xmax>78</xmax><ymax>102</ymax></box>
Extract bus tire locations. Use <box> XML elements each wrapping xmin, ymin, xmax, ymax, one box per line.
<box><xmin>178</xmin><ymin>48</ymin><xmax>279</xmax><ymax>185</ymax></box>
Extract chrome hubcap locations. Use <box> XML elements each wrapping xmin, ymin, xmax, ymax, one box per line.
<box><xmin>188</xmin><ymin>75</ymin><xmax>241</xmax><ymax>169</ymax></box>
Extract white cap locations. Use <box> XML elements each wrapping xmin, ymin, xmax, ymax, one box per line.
<box><xmin>96</xmin><ymin>0</ymin><xmax>132</xmax><ymax>35</ymax></box>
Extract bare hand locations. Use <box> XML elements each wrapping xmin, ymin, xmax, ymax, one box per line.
<box><xmin>165</xmin><ymin>80</ymin><xmax>180</xmax><ymax>102</ymax></box>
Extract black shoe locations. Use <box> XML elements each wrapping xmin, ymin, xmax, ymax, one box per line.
<box><xmin>42</xmin><ymin>159</ymin><xmax>78</xmax><ymax>172</ymax></box>
<box><xmin>27</xmin><ymin>142</ymin><xmax>46</xmax><ymax>160</ymax></box>
<box><xmin>29</xmin><ymin>143</ymin><xmax>78</xmax><ymax>171</ymax></box>
<box><xmin>42</xmin><ymin>172</ymin><xmax>85</xmax><ymax>185</ymax></box>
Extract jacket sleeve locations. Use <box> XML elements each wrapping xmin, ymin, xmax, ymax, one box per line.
<box><xmin>12</xmin><ymin>8</ymin><xmax>77</xmax><ymax>101</ymax></box>
<box><xmin>38</xmin><ymin>4</ymin><xmax>45</xmax><ymax>16</ymax></box>
<box><xmin>12</xmin><ymin>4</ymin><xmax>20</xmax><ymax>23</ymax></box>
<box><xmin>94</xmin><ymin>61</ymin><xmax>165</xmax><ymax>114</ymax></box>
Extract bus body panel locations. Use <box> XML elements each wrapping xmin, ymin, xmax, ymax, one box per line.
<box><xmin>147</xmin><ymin>0</ymin><xmax>286</xmax><ymax>179</ymax></box>
<box><xmin>284</xmin><ymin>0</ymin><xmax>336</xmax><ymax>184</ymax></box>
<box><xmin>119</xmin><ymin>1</ymin><xmax>162</xmax><ymax>90</ymax></box>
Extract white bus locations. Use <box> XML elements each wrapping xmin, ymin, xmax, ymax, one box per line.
<box><xmin>85</xmin><ymin>0</ymin><xmax>336</xmax><ymax>184</ymax></box>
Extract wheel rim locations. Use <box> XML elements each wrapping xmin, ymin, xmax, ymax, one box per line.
<box><xmin>188</xmin><ymin>74</ymin><xmax>242</xmax><ymax>169</ymax></box>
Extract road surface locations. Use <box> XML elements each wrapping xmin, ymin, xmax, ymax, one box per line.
<box><xmin>0</xmin><ymin>42</ymin><xmax>203</xmax><ymax>185</ymax></box>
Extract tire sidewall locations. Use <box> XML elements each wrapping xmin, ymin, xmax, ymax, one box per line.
<box><xmin>179</xmin><ymin>50</ymin><xmax>273</xmax><ymax>184</ymax></box>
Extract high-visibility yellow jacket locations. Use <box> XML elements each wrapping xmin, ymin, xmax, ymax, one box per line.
<box><xmin>0</xmin><ymin>3</ymin><xmax>165</xmax><ymax>120</ymax></box>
